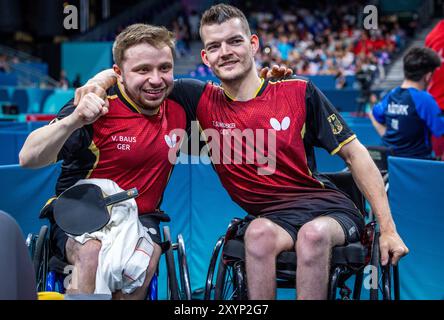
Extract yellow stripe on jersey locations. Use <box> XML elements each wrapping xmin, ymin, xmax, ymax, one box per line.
<box><xmin>44</xmin><ymin>197</ymin><xmax>57</xmax><ymax>207</ymax></box>
<box><xmin>269</xmin><ymin>78</ymin><xmax>308</xmax><ymax>84</ymax></box>
<box><xmin>253</xmin><ymin>78</ymin><xmax>265</xmax><ymax>97</ymax></box>
<box><xmin>330</xmin><ymin>134</ymin><xmax>357</xmax><ymax>155</ymax></box>
<box><xmin>85</xmin><ymin>141</ymin><xmax>100</xmax><ymax>178</ymax></box>
<box><xmin>222</xmin><ymin>77</ymin><xmax>265</xmax><ymax>101</ymax></box>
<box><xmin>117</xmin><ymin>82</ymin><xmax>142</xmax><ymax>113</ymax></box>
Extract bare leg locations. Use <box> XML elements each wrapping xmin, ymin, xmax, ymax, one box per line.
<box><xmin>244</xmin><ymin>218</ymin><xmax>293</xmax><ymax>300</ymax></box>
<box><xmin>65</xmin><ymin>239</ymin><xmax>101</xmax><ymax>294</ymax></box>
<box><xmin>112</xmin><ymin>243</ymin><xmax>162</xmax><ymax>300</ymax></box>
<box><xmin>296</xmin><ymin>216</ymin><xmax>345</xmax><ymax>300</ymax></box>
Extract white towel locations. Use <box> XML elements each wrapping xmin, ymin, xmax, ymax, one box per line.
<box><xmin>70</xmin><ymin>178</ymin><xmax>154</xmax><ymax>295</ymax></box>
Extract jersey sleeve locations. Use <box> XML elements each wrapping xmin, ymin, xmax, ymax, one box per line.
<box><xmin>304</xmin><ymin>81</ymin><xmax>356</xmax><ymax>155</ymax></box>
<box><xmin>52</xmin><ymin>99</ymin><xmax>91</xmax><ymax>161</ymax></box>
<box><xmin>170</xmin><ymin>78</ymin><xmax>207</xmax><ymax>130</ymax></box>
<box><xmin>412</xmin><ymin>91</ymin><xmax>444</xmax><ymax>137</ymax></box>
<box><xmin>372</xmin><ymin>95</ymin><xmax>387</xmax><ymax>124</ymax></box>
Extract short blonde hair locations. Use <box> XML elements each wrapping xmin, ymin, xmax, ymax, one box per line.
<box><xmin>112</xmin><ymin>23</ymin><xmax>175</xmax><ymax>67</ymax></box>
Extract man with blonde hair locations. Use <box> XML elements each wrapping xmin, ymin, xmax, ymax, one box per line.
<box><xmin>20</xmin><ymin>24</ymin><xmax>189</xmax><ymax>299</ymax></box>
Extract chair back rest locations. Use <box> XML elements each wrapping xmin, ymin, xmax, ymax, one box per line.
<box><xmin>366</xmin><ymin>145</ymin><xmax>393</xmax><ymax>172</ymax></box>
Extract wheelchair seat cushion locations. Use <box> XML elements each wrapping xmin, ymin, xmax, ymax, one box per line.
<box><xmin>222</xmin><ymin>239</ymin><xmax>366</xmax><ymax>278</ymax></box>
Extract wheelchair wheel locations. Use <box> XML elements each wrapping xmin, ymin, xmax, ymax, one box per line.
<box><xmin>369</xmin><ymin>231</ymin><xmax>400</xmax><ymax>300</ymax></box>
<box><xmin>33</xmin><ymin>225</ymin><xmax>49</xmax><ymax>292</ymax></box>
<box><xmin>204</xmin><ymin>236</ymin><xmax>225</xmax><ymax>300</ymax></box>
<box><xmin>214</xmin><ymin>260</ymin><xmax>247</xmax><ymax>300</ymax></box>
<box><xmin>163</xmin><ymin>226</ymin><xmax>180</xmax><ymax>300</ymax></box>
<box><xmin>177</xmin><ymin>234</ymin><xmax>192</xmax><ymax>300</ymax></box>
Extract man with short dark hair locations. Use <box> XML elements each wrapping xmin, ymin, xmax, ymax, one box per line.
<box><xmin>369</xmin><ymin>47</ymin><xmax>444</xmax><ymax>159</ymax></box>
<box><xmin>195</xmin><ymin>3</ymin><xmax>408</xmax><ymax>300</ymax></box>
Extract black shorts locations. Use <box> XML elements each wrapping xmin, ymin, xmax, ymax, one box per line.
<box><xmin>236</xmin><ymin>209</ymin><xmax>365</xmax><ymax>245</ymax></box>
<box><xmin>50</xmin><ymin>214</ymin><xmax>163</xmax><ymax>264</ymax></box>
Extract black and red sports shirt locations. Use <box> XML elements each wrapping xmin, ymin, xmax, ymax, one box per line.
<box><xmin>195</xmin><ymin>77</ymin><xmax>359</xmax><ymax>216</ymax></box>
<box><xmin>54</xmin><ymin>82</ymin><xmax>192</xmax><ymax>214</ymax></box>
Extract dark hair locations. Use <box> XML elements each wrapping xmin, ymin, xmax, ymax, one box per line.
<box><xmin>199</xmin><ymin>4</ymin><xmax>251</xmax><ymax>39</ymax></box>
<box><xmin>403</xmin><ymin>47</ymin><xmax>441</xmax><ymax>81</ymax></box>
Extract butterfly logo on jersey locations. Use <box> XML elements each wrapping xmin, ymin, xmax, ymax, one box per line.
<box><xmin>164</xmin><ymin>134</ymin><xmax>178</xmax><ymax>148</ymax></box>
<box><xmin>270</xmin><ymin>117</ymin><xmax>291</xmax><ymax>131</ymax></box>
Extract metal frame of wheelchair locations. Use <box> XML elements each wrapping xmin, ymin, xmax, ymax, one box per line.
<box><xmin>27</xmin><ymin>224</ymin><xmax>192</xmax><ymax>300</ymax></box>
<box><xmin>204</xmin><ymin>170</ymin><xmax>400</xmax><ymax>300</ymax></box>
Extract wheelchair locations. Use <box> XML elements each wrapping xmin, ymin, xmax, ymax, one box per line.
<box><xmin>204</xmin><ymin>171</ymin><xmax>400</xmax><ymax>300</ymax></box>
<box><xmin>26</xmin><ymin>217</ymin><xmax>192</xmax><ymax>300</ymax></box>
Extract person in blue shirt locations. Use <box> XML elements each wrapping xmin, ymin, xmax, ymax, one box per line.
<box><xmin>369</xmin><ymin>47</ymin><xmax>444</xmax><ymax>159</ymax></box>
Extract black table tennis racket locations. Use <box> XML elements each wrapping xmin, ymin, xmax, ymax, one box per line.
<box><xmin>53</xmin><ymin>183</ymin><xmax>138</xmax><ymax>236</ymax></box>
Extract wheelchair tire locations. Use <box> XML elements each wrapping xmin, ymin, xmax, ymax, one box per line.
<box><xmin>214</xmin><ymin>255</ymin><xmax>227</xmax><ymax>299</ymax></box>
<box><xmin>369</xmin><ymin>230</ymin><xmax>402</xmax><ymax>300</ymax></box>
<box><xmin>370</xmin><ymin>230</ymin><xmax>380</xmax><ymax>300</ymax></box>
<box><xmin>234</xmin><ymin>262</ymin><xmax>247</xmax><ymax>300</ymax></box>
<box><xmin>215</xmin><ymin>260</ymin><xmax>247</xmax><ymax>300</ymax></box>
<box><xmin>204</xmin><ymin>236</ymin><xmax>224</xmax><ymax>300</ymax></box>
<box><xmin>177</xmin><ymin>234</ymin><xmax>192</xmax><ymax>300</ymax></box>
<box><xmin>163</xmin><ymin>226</ymin><xmax>180</xmax><ymax>300</ymax></box>
<box><xmin>33</xmin><ymin>225</ymin><xmax>49</xmax><ymax>292</ymax></box>
<box><xmin>381</xmin><ymin>258</ymin><xmax>401</xmax><ymax>300</ymax></box>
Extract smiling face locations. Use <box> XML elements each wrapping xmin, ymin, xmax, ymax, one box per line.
<box><xmin>114</xmin><ymin>43</ymin><xmax>174</xmax><ymax>112</ymax></box>
<box><xmin>200</xmin><ymin>18</ymin><xmax>259</xmax><ymax>83</ymax></box>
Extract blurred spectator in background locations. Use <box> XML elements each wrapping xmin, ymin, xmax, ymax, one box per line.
<box><xmin>189</xmin><ymin>62</ymin><xmax>213</xmax><ymax>78</ymax></box>
<box><xmin>355</xmin><ymin>58</ymin><xmax>375</xmax><ymax>115</ymax></box>
<box><xmin>73</xmin><ymin>74</ymin><xmax>82</xmax><ymax>89</ymax></box>
<box><xmin>172</xmin><ymin>18</ymin><xmax>191</xmax><ymax>57</ymax></box>
<box><xmin>58</xmin><ymin>70</ymin><xmax>69</xmax><ymax>89</ymax></box>
<box><xmin>187</xmin><ymin>2</ymin><xmax>407</xmax><ymax>80</ymax></box>
<box><xmin>335</xmin><ymin>70</ymin><xmax>347</xmax><ymax>89</ymax></box>
<box><xmin>0</xmin><ymin>54</ymin><xmax>10</xmax><ymax>72</ymax></box>
<box><xmin>188</xmin><ymin>10</ymin><xmax>201</xmax><ymax>41</ymax></box>
<box><xmin>185</xmin><ymin>1</ymin><xmax>410</xmax><ymax>87</ymax></box>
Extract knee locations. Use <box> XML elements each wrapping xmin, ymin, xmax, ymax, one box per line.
<box><xmin>296</xmin><ymin>222</ymin><xmax>331</xmax><ymax>264</ymax></box>
<box><xmin>75</xmin><ymin>240</ymin><xmax>101</xmax><ymax>271</ymax></box>
<box><xmin>147</xmin><ymin>243</ymin><xmax>161</xmax><ymax>275</ymax></box>
<box><xmin>244</xmin><ymin>219</ymin><xmax>278</xmax><ymax>259</ymax></box>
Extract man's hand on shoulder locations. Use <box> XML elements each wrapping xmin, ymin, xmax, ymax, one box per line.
<box><xmin>259</xmin><ymin>64</ymin><xmax>293</xmax><ymax>80</ymax></box>
<box><xmin>74</xmin><ymin>82</ymin><xmax>107</xmax><ymax>106</ymax></box>
<box><xmin>73</xmin><ymin>69</ymin><xmax>117</xmax><ymax>106</ymax></box>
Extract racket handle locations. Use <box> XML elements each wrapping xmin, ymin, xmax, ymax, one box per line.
<box><xmin>105</xmin><ymin>188</ymin><xmax>138</xmax><ymax>206</ymax></box>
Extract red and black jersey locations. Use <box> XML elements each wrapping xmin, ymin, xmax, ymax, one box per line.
<box><xmin>426</xmin><ymin>20</ymin><xmax>444</xmax><ymax>111</ymax></box>
<box><xmin>55</xmin><ymin>81</ymin><xmax>202</xmax><ymax>214</ymax></box>
<box><xmin>195</xmin><ymin>77</ymin><xmax>359</xmax><ymax>217</ymax></box>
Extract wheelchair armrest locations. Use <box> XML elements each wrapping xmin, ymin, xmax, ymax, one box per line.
<box><xmin>222</xmin><ymin>239</ymin><xmax>245</xmax><ymax>261</ymax></box>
